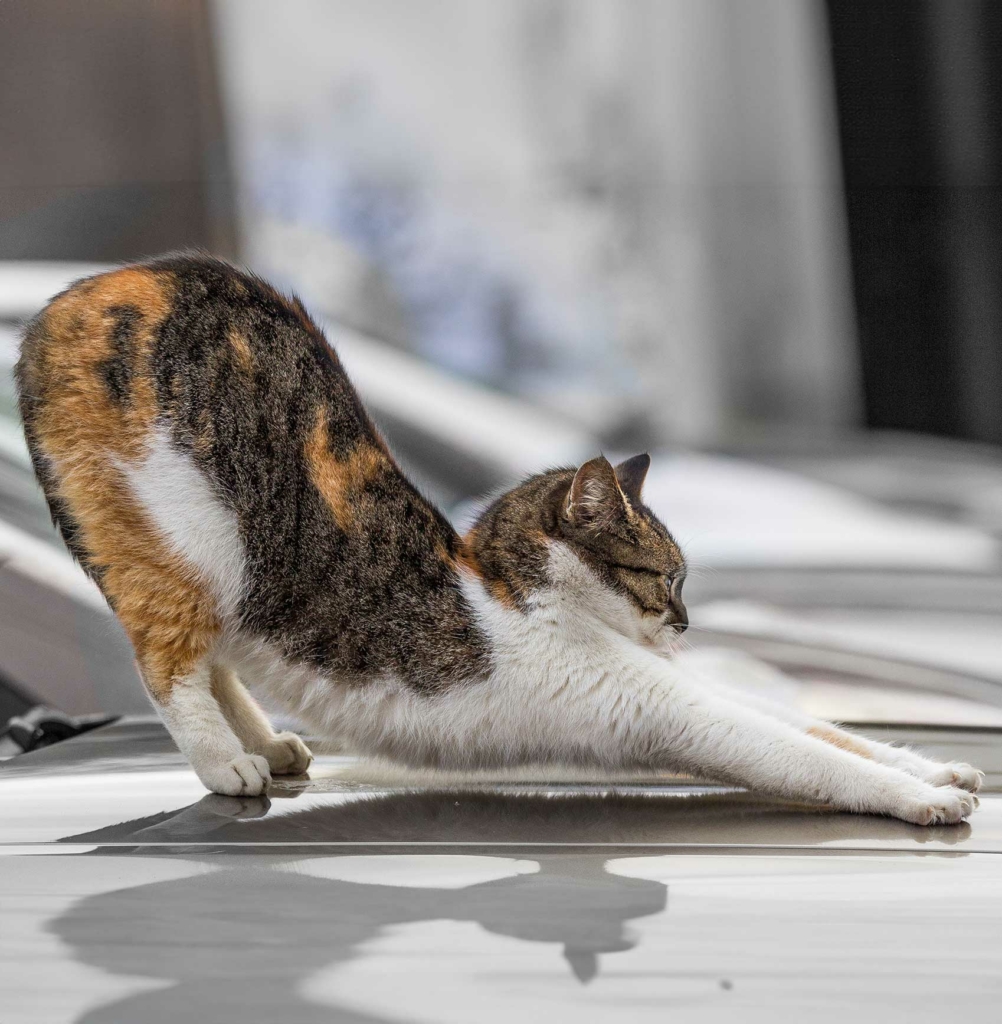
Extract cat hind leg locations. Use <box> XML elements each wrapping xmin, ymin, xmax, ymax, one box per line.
<box><xmin>139</xmin><ymin>658</ymin><xmax>272</xmax><ymax>796</ymax></box>
<box><xmin>210</xmin><ymin>663</ymin><xmax>313</xmax><ymax>776</ymax></box>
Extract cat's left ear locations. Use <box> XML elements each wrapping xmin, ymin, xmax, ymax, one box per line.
<box><xmin>614</xmin><ymin>453</ymin><xmax>650</xmax><ymax>505</ymax></box>
<box><xmin>565</xmin><ymin>456</ymin><xmax>628</xmax><ymax>530</ymax></box>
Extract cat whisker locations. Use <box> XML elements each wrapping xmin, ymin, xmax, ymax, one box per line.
<box><xmin>683</xmin><ymin>560</ymin><xmax>719</xmax><ymax>578</ymax></box>
<box><xmin>672</xmin><ymin>622</ymin><xmax>725</xmax><ymax>634</ymax></box>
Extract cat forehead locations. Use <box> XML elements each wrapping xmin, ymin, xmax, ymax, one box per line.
<box><xmin>601</xmin><ymin>505</ymin><xmax>687</xmax><ymax>572</ymax></box>
<box><xmin>635</xmin><ymin>516</ymin><xmax>684</xmax><ymax>562</ymax></box>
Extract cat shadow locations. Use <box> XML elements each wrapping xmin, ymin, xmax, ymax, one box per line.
<box><xmin>53</xmin><ymin>791</ymin><xmax>669</xmax><ymax>1024</ymax></box>
<box><xmin>52</xmin><ymin>786</ymin><xmax>971</xmax><ymax>1022</ymax></box>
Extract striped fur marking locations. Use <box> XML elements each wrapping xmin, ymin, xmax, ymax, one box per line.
<box><xmin>305</xmin><ymin>405</ymin><xmax>389</xmax><ymax>531</ymax></box>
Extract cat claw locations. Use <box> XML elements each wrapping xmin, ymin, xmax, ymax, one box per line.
<box><xmin>949</xmin><ymin>764</ymin><xmax>984</xmax><ymax>793</ymax></box>
<box><xmin>923</xmin><ymin>762</ymin><xmax>984</xmax><ymax>792</ymax></box>
<box><xmin>894</xmin><ymin>784</ymin><xmax>977</xmax><ymax>826</ymax></box>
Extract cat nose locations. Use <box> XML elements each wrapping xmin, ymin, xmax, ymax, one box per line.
<box><xmin>670</xmin><ymin>602</ymin><xmax>688</xmax><ymax>633</ymax></box>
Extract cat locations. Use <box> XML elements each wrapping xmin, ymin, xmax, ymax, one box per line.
<box><xmin>16</xmin><ymin>253</ymin><xmax>982</xmax><ymax>824</ymax></box>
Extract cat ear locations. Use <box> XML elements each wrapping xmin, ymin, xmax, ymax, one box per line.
<box><xmin>566</xmin><ymin>456</ymin><xmax>627</xmax><ymax>529</ymax></box>
<box><xmin>614</xmin><ymin>453</ymin><xmax>650</xmax><ymax>505</ymax></box>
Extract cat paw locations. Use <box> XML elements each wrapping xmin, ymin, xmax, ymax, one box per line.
<box><xmin>891</xmin><ymin>784</ymin><xmax>978</xmax><ymax>826</ymax></box>
<box><xmin>889</xmin><ymin>752</ymin><xmax>985</xmax><ymax>792</ymax></box>
<box><xmin>200</xmin><ymin>754</ymin><xmax>272</xmax><ymax>796</ymax></box>
<box><xmin>923</xmin><ymin>762</ymin><xmax>984</xmax><ymax>792</ymax></box>
<box><xmin>261</xmin><ymin>732</ymin><xmax>313</xmax><ymax>776</ymax></box>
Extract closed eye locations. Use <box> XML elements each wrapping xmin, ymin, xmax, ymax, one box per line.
<box><xmin>637</xmin><ymin>602</ymin><xmax>667</xmax><ymax>616</ymax></box>
<box><xmin>609</xmin><ymin>563</ymin><xmax>670</xmax><ymax>615</ymax></box>
<box><xmin>609</xmin><ymin>562</ymin><xmax>664</xmax><ymax>577</ymax></box>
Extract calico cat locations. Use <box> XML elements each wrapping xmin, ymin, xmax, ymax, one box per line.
<box><xmin>16</xmin><ymin>254</ymin><xmax>982</xmax><ymax>823</ymax></box>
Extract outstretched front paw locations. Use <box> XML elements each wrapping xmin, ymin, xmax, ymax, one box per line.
<box><xmin>893</xmin><ymin>783</ymin><xmax>978</xmax><ymax>826</ymax></box>
<box><xmin>923</xmin><ymin>762</ymin><xmax>984</xmax><ymax>793</ymax></box>
<box><xmin>261</xmin><ymin>731</ymin><xmax>313</xmax><ymax>776</ymax></box>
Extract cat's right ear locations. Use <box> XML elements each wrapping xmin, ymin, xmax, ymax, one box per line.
<box><xmin>565</xmin><ymin>456</ymin><xmax>627</xmax><ymax>530</ymax></box>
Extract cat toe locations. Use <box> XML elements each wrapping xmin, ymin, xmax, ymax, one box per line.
<box><xmin>262</xmin><ymin>732</ymin><xmax>313</xmax><ymax>775</ymax></box>
<box><xmin>923</xmin><ymin>762</ymin><xmax>984</xmax><ymax>791</ymax></box>
<box><xmin>894</xmin><ymin>784</ymin><xmax>976</xmax><ymax>826</ymax></box>
<box><xmin>200</xmin><ymin>754</ymin><xmax>272</xmax><ymax>796</ymax></box>
<box><xmin>949</xmin><ymin>764</ymin><xmax>984</xmax><ymax>792</ymax></box>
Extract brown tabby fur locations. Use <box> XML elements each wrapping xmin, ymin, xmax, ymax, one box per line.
<box><xmin>16</xmin><ymin>253</ymin><xmax>685</xmax><ymax>709</ymax></box>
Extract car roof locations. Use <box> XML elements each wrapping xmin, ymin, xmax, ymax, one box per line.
<box><xmin>3</xmin><ymin>718</ymin><xmax>1002</xmax><ymax>1021</ymax></box>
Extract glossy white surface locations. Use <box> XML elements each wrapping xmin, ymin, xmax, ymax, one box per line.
<box><xmin>3</xmin><ymin>719</ymin><xmax>1001</xmax><ymax>1022</ymax></box>
<box><xmin>2</xmin><ymin>849</ymin><xmax>1001</xmax><ymax>1023</ymax></box>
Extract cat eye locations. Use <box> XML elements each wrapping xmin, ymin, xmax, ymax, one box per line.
<box><xmin>610</xmin><ymin>562</ymin><xmax>663</xmax><ymax>578</ymax></box>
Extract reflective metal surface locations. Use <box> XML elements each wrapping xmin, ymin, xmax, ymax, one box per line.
<box><xmin>2</xmin><ymin>719</ymin><xmax>1002</xmax><ymax>1022</ymax></box>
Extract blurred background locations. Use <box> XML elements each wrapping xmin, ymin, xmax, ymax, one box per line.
<box><xmin>1</xmin><ymin>0</ymin><xmax>1001</xmax><ymax>740</ymax></box>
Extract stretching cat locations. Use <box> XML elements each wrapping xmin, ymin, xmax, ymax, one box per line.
<box><xmin>16</xmin><ymin>254</ymin><xmax>982</xmax><ymax>824</ymax></box>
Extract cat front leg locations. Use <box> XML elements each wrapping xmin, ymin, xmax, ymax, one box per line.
<box><xmin>672</xmin><ymin>648</ymin><xmax>984</xmax><ymax>793</ymax></box>
<box><xmin>429</xmin><ymin>643</ymin><xmax>975</xmax><ymax>824</ymax></box>
<box><xmin>800</xmin><ymin>722</ymin><xmax>983</xmax><ymax>793</ymax></box>
<box><xmin>643</xmin><ymin>667</ymin><xmax>978</xmax><ymax>825</ymax></box>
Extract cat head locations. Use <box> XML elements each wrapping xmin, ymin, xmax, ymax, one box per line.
<box><xmin>465</xmin><ymin>454</ymin><xmax>688</xmax><ymax>651</ymax></box>
<box><xmin>551</xmin><ymin>454</ymin><xmax>688</xmax><ymax>648</ymax></box>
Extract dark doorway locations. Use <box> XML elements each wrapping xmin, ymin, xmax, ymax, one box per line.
<box><xmin>826</xmin><ymin>0</ymin><xmax>1002</xmax><ymax>444</ymax></box>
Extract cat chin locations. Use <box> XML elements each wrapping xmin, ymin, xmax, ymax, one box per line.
<box><xmin>638</xmin><ymin>631</ymin><xmax>683</xmax><ymax>659</ymax></box>
<box><xmin>637</xmin><ymin>634</ymin><xmax>672</xmax><ymax>655</ymax></box>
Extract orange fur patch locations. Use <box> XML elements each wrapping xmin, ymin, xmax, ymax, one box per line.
<box><xmin>26</xmin><ymin>268</ymin><xmax>221</xmax><ymax>697</ymax></box>
<box><xmin>487</xmin><ymin>578</ymin><xmax>518</xmax><ymax>609</ymax></box>
<box><xmin>455</xmin><ymin>531</ymin><xmax>519</xmax><ymax>609</ymax></box>
<box><xmin>808</xmin><ymin>725</ymin><xmax>873</xmax><ymax>760</ymax></box>
<box><xmin>227</xmin><ymin>326</ymin><xmax>254</xmax><ymax>371</ymax></box>
<box><xmin>455</xmin><ymin>531</ymin><xmax>483</xmax><ymax>578</ymax></box>
<box><xmin>305</xmin><ymin>405</ymin><xmax>389</xmax><ymax>530</ymax></box>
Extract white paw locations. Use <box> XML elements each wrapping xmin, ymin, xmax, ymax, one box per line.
<box><xmin>199</xmin><ymin>754</ymin><xmax>272</xmax><ymax>796</ymax></box>
<box><xmin>261</xmin><ymin>732</ymin><xmax>313</xmax><ymax>776</ymax></box>
<box><xmin>923</xmin><ymin>762</ymin><xmax>984</xmax><ymax>792</ymax></box>
<box><xmin>892</xmin><ymin>783</ymin><xmax>978</xmax><ymax>826</ymax></box>
<box><xmin>887</xmin><ymin>750</ymin><xmax>986</xmax><ymax>793</ymax></box>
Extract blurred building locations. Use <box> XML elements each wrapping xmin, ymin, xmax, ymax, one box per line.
<box><xmin>1</xmin><ymin>0</ymin><xmax>1001</xmax><ymax>446</ymax></box>
<box><xmin>212</xmin><ymin>0</ymin><xmax>858</xmax><ymax>445</ymax></box>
